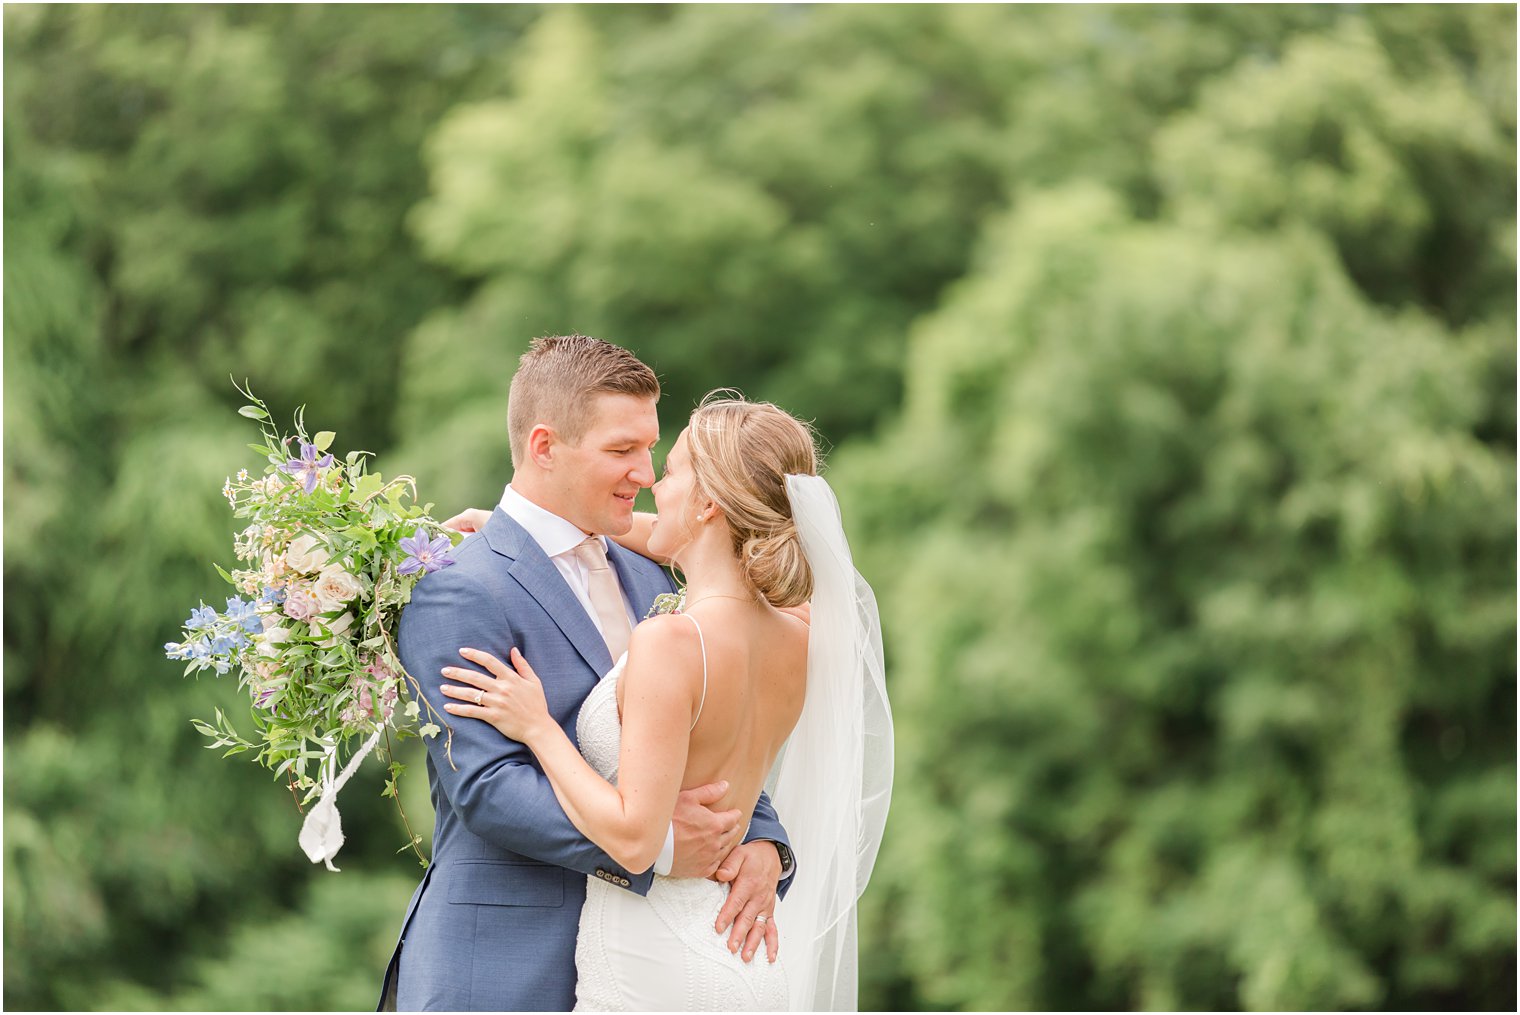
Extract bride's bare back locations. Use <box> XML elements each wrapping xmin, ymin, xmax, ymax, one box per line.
<box><xmin>617</xmin><ymin>601</ymin><xmax>808</xmax><ymax>820</ymax></box>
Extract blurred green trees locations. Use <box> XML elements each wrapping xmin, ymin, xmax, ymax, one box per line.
<box><xmin>841</xmin><ymin>187</ymin><xmax>1513</xmax><ymax>1010</ymax></box>
<box><xmin>5</xmin><ymin>4</ymin><xmax>1513</xmax><ymax>1011</ymax></box>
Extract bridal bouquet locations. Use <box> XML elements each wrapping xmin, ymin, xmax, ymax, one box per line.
<box><xmin>166</xmin><ymin>385</ymin><xmax>459</xmax><ymax>867</ymax></box>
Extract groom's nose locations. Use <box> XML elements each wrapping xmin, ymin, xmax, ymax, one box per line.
<box><xmin>628</xmin><ymin>450</ymin><xmax>655</xmax><ymax>488</ymax></box>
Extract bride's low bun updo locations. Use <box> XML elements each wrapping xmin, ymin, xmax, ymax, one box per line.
<box><xmin>740</xmin><ymin>525</ymin><xmax>811</xmax><ymax>609</ymax></box>
<box><xmin>686</xmin><ymin>392</ymin><xmax>819</xmax><ymax>608</ymax></box>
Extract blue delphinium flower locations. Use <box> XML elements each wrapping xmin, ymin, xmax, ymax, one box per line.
<box><xmin>165</xmin><ymin>642</ymin><xmax>193</xmax><ymax>661</ymax></box>
<box><xmin>225</xmin><ymin>596</ymin><xmax>264</xmax><ymax>634</ymax></box>
<box><xmin>259</xmin><ymin>585</ymin><xmax>288</xmax><ymax>607</ymax></box>
<box><xmin>185</xmin><ymin>604</ymin><xmax>218</xmax><ymax>631</ymax></box>
<box><xmin>278</xmin><ymin>441</ymin><xmax>336</xmax><ymax>494</ymax></box>
<box><xmin>398</xmin><ymin>527</ymin><xmax>456</xmax><ymax>576</ymax></box>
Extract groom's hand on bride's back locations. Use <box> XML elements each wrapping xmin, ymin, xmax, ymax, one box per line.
<box><xmin>668</xmin><ymin>780</ymin><xmax>745</xmax><ymax>879</ymax></box>
<box><xmin>713</xmin><ymin>842</ymin><xmax>782</xmax><ymax>964</ymax></box>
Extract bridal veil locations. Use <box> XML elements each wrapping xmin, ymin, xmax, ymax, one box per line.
<box><xmin>770</xmin><ymin>475</ymin><xmax>894</xmax><ymax>1012</ymax></box>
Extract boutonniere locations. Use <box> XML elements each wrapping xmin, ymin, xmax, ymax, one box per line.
<box><xmin>646</xmin><ymin>589</ymin><xmax>687</xmax><ymax>618</ymax></box>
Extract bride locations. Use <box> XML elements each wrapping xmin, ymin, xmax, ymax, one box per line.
<box><xmin>438</xmin><ymin>395</ymin><xmax>892</xmax><ymax>1011</ymax></box>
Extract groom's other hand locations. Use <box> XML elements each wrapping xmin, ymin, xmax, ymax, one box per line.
<box><xmin>713</xmin><ymin>842</ymin><xmax>782</xmax><ymax>962</ymax></box>
<box><xmin>669</xmin><ymin>780</ymin><xmax>744</xmax><ymax>879</ymax></box>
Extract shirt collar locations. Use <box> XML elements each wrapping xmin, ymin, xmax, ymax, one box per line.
<box><xmin>499</xmin><ymin>484</ymin><xmax>606</xmax><ymax>560</ymax></box>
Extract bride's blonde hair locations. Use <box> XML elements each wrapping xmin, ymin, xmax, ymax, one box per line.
<box><xmin>685</xmin><ymin>392</ymin><xmax>819</xmax><ymax>608</ymax></box>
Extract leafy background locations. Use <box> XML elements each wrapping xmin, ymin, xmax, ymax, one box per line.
<box><xmin>4</xmin><ymin>4</ymin><xmax>1514</xmax><ymax>1010</ymax></box>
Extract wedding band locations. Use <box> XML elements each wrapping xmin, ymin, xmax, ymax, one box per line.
<box><xmin>754</xmin><ymin>915</ymin><xmax>769</xmax><ymax>924</ymax></box>
<box><xmin>474</xmin><ymin>690</ymin><xmax>484</xmax><ymax>706</ymax></box>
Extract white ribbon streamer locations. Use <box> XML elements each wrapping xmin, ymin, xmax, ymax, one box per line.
<box><xmin>298</xmin><ymin>729</ymin><xmax>382</xmax><ymax>871</ymax></box>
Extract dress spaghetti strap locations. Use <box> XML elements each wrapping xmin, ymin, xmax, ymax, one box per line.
<box><xmin>681</xmin><ymin>612</ymin><xmax>708</xmax><ymax>731</ymax></box>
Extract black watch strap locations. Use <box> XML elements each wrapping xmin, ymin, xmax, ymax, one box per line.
<box><xmin>772</xmin><ymin>840</ymin><xmax>794</xmax><ymax>875</ymax></box>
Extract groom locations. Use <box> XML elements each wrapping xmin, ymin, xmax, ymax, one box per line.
<box><xmin>379</xmin><ymin>336</ymin><xmax>793</xmax><ymax>1011</ymax></box>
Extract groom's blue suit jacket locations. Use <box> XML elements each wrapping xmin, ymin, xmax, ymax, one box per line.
<box><xmin>380</xmin><ymin>509</ymin><xmax>792</xmax><ymax>1012</ymax></box>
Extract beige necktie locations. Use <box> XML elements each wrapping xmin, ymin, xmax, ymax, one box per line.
<box><xmin>571</xmin><ymin>536</ymin><xmax>632</xmax><ymax>662</ymax></box>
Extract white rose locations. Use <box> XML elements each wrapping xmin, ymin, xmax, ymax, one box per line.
<box><xmin>311</xmin><ymin>564</ymin><xmax>365</xmax><ymax>613</ymax></box>
<box><xmin>284</xmin><ymin>534</ymin><xmax>330</xmax><ymax>574</ymax></box>
<box><xmin>258</xmin><ymin>621</ymin><xmax>292</xmax><ymax>657</ymax></box>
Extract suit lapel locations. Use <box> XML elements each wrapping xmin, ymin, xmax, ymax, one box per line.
<box><xmin>483</xmin><ymin>511</ymin><xmax>615</xmax><ymax>676</ymax></box>
<box><xmin>606</xmin><ymin>541</ymin><xmax>676</xmax><ymax>622</ymax></box>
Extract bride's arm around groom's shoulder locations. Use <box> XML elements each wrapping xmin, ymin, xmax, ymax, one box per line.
<box><xmin>607</xmin><ymin>512</ymin><xmax>669</xmax><ymax>564</ymax></box>
<box><xmin>443</xmin><ymin>507</ymin><xmax>668</xmax><ymax>565</ymax></box>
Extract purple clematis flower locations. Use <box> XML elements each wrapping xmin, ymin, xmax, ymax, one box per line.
<box><xmin>398</xmin><ymin>527</ymin><xmax>455</xmax><ymax>576</ymax></box>
<box><xmin>278</xmin><ymin>442</ymin><xmax>336</xmax><ymax>494</ymax></box>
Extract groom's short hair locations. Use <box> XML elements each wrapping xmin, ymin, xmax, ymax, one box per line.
<box><xmin>508</xmin><ymin>335</ymin><xmax>661</xmax><ymax>467</ymax></box>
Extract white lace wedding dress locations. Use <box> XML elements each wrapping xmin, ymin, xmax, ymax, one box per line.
<box><xmin>571</xmin><ymin>644</ymin><xmax>791</xmax><ymax>1011</ymax></box>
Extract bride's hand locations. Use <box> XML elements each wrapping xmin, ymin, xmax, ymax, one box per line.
<box><xmin>440</xmin><ymin>647</ymin><xmax>551</xmax><ymax>743</ymax></box>
<box><xmin>441</xmin><ymin>507</ymin><xmax>492</xmax><ymax>534</ymax></box>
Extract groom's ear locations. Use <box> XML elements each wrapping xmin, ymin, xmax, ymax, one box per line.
<box><xmin>525</xmin><ymin>423</ymin><xmax>559</xmax><ymax>469</ymax></box>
